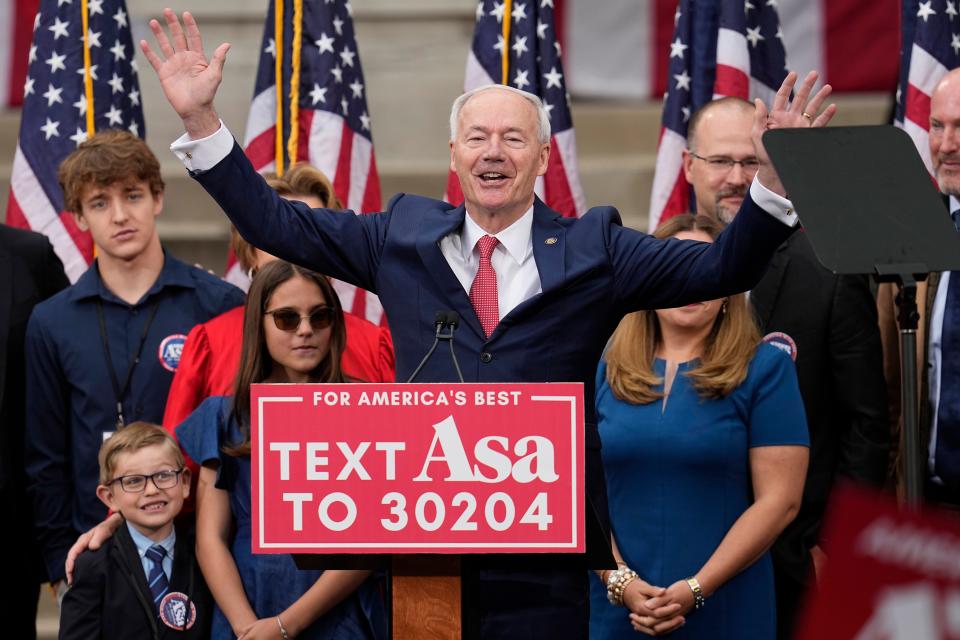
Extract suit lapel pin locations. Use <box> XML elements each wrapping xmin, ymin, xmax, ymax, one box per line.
<box><xmin>544</xmin><ymin>237</ymin><xmax>558</xmax><ymax>245</ymax></box>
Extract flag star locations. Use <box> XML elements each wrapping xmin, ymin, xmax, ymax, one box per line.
<box><xmin>349</xmin><ymin>79</ymin><xmax>364</xmax><ymax>98</ymax></box>
<box><xmin>24</xmin><ymin>77</ymin><xmax>34</xmax><ymax>96</ymax></box>
<box><xmin>918</xmin><ymin>1</ymin><xmax>936</xmax><ymax>21</ymax></box>
<box><xmin>265</xmin><ymin>38</ymin><xmax>276</xmax><ymax>58</ymax></box>
<box><xmin>476</xmin><ymin>1</ymin><xmax>485</xmax><ymax>21</ymax></box>
<box><xmin>85</xmin><ymin>29</ymin><xmax>102</xmax><ymax>48</ymax></box>
<box><xmin>41</xmin><ymin>118</ymin><xmax>60</xmax><ymax>140</ymax></box>
<box><xmin>513</xmin><ymin>69</ymin><xmax>530</xmax><ymax>89</ymax></box>
<box><xmin>128</xmin><ymin>88</ymin><xmax>140</xmax><ymax>106</ymax></box>
<box><xmin>49</xmin><ymin>17</ymin><xmax>69</xmax><ymax>39</ymax></box>
<box><xmin>953</xmin><ymin>33</ymin><xmax>960</xmax><ymax>54</ymax></box>
<box><xmin>333</xmin><ymin>16</ymin><xmax>344</xmax><ymax>35</ymax></box>
<box><xmin>493</xmin><ymin>35</ymin><xmax>505</xmax><ymax>52</ymax></box>
<box><xmin>766</xmin><ymin>0</ymin><xmax>777</xmax><ymax>6</ymax></box>
<box><xmin>541</xmin><ymin>0</ymin><xmax>554</xmax><ymax>7</ymax></box>
<box><xmin>113</xmin><ymin>7</ymin><xmax>127</xmax><ymax>28</ymax></box>
<box><xmin>340</xmin><ymin>45</ymin><xmax>356</xmax><ymax>67</ymax></box>
<box><xmin>73</xmin><ymin>94</ymin><xmax>87</xmax><ymax>115</ymax></box>
<box><xmin>105</xmin><ymin>105</ymin><xmax>123</xmax><ymax>125</ymax></box>
<box><xmin>674</xmin><ymin>70</ymin><xmax>691</xmax><ymax>91</ymax></box>
<box><xmin>57</xmin><ymin>0</ymin><xmax>71</xmax><ymax>5</ymax></box>
<box><xmin>896</xmin><ymin>86</ymin><xmax>902</xmax><ymax>104</ymax></box>
<box><xmin>29</xmin><ymin>45</ymin><xmax>37</xmax><ymax>64</ymax></box>
<box><xmin>70</xmin><ymin>126</ymin><xmax>88</xmax><ymax>146</ymax></box>
<box><xmin>543</xmin><ymin>100</ymin><xmax>554</xmax><ymax>115</ymax></box>
<box><xmin>490</xmin><ymin>1</ymin><xmax>506</xmax><ymax>23</ymax></box>
<box><xmin>554</xmin><ymin>40</ymin><xmax>562</xmax><ymax>56</ymax></box>
<box><xmin>77</xmin><ymin>64</ymin><xmax>99</xmax><ymax>80</ymax></box>
<box><xmin>130</xmin><ymin>59</ymin><xmax>138</xmax><ymax>73</ymax></box>
<box><xmin>331</xmin><ymin>65</ymin><xmax>343</xmax><ymax>83</ymax></box>
<box><xmin>745</xmin><ymin>25</ymin><xmax>764</xmax><ymax>47</ymax></box>
<box><xmin>682</xmin><ymin>106</ymin><xmax>691</xmax><ymax>122</ymax></box>
<box><xmin>512</xmin><ymin>35</ymin><xmax>528</xmax><ymax>55</ymax></box>
<box><xmin>949</xmin><ymin>0</ymin><xmax>959</xmax><ymax>19</ymax></box>
<box><xmin>34</xmin><ymin>13</ymin><xmax>40</xmax><ymax>30</ymax></box>
<box><xmin>345</xmin><ymin>1</ymin><xmax>353</xmax><ymax>16</ymax></box>
<box><xmin>543</xmin><ymin>66</ymin><xmax>563</xmax><ymax>89</ymax></box>
<box><xmin>128</xmin><ymin>121</ymin><xmax>139</xmax><ymax>136</ymax></box>
<box><xmin>341</xmin><ymin>97</ymin><xmax>349</xmax><ymax>115</ymax></box>
<box><xmin>359</xmin><ymin>111</ymin><xmax>370</xmax><ymax>131</ymax></box>
<box><xmin>669</xmin><ymin>37</ymin><xmax>688</xmax><ymax>59</ymax></box>
<box><xmin>88</xmin><ymin>0</ymin><xmax>104</xmax><ymax>14</ymax></box>
<box><xmin>110</xmin><ymin>40</ymin><xmax>126</xmax><ymax>61</ymax></box>
<box><xmin>43</xmin><ymin>83</ymin><xmax>64</xmax><ymax>106</ymax></box>
<box><xmin>45</xmin><ymin>51</ymin><xmax>67</xmax><ymax>73</ymax></box>
<box><xmin>674</xmin><ymin>6</ymin><xmax>681</xmax><ymax>25</ymax></box>
<box><xmin>745</xmin><ymin>0</ymin><xmax>755</xmax><ymax>12</ymax></box>
<box><xmin>108</xmin><ymin>72</ymin><xmax>124</xmax><ymax>93</ymax></box>
<box><xmin>512</xmin><ymin>3</ymin><xmax>528</xmax><ymax>22</ymax></box>
<box><xmin>537</xmin><ymin>20</ymin><xmax>549</xmax><ymax>39</ymax></box>
<box><xmin>775</xmin><ymin>26</ymin><xmax>784</xmax><ymax>40</ymax></box>
<box><xmin>316</xmin><ymin>32</ymin><xmax>335</xmax><ymax>54</ymax></box>
<box><xmin>309</xmin><ymin>83</ymin><xmax>327</xmax><ymax>104</ymax></box>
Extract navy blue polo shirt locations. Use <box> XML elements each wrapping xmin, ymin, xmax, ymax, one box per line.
<box><xmin>24</xmin><ymin>253</ymin><xmax>244</xmax><ymax>581</ymax></box>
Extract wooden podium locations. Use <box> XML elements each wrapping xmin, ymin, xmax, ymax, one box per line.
<box><xmin>392</xmin><ymin>557</ymin><xmax>461</xmax><ymax>639</ymax></box>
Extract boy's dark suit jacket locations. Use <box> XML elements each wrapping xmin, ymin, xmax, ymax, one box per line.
<box><xmin>59</xmin><ymin>523</ymin><xmax>212</xmax><ymax>640</ymax></box>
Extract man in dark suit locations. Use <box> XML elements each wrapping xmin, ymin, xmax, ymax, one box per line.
<box><xmin>136</xmin><ymin>10</ymin><xmax>835</xmax><ymax>638</ymax></box>
<box><xmin>0</xmin><ymin>224</ymin><xmax>69</xmax><ymax>639</ymax></box>
<box><xmin>878</xmin><ymin>67</ymin><xmax>960</xmax><ymax>512</ymax></box>
<box><xmin>683</xmin><ymin>97</ymin><xmax>890</xmax><ymax>638</ymax></box>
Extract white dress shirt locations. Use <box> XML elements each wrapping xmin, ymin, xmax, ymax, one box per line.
<box><xmin>170</xmin><ymin>123</ymin><xmax>799</xmax><ymax>316</ymax></box>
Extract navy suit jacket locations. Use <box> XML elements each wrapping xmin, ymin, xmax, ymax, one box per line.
<box><xmin>195</xmin><ymin>142</ymin><xmax>796</xmax><ymax>553</ymax></box>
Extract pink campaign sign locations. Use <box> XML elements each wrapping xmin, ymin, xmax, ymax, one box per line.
<box><xmin>251</xmin><ymin>382</ymin><xmax>585</xmax><ymax>554</ymax></box>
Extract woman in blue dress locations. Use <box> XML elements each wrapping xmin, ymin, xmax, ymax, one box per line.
<box><xmin>177</xmin><ymin>260</ymin><xmax>385</xmax><ymax>640</ymax></box>
<box><xmin>589</xmin><ymin>214</ymin><xmax>809</xmax><ymax>638</ymax></box>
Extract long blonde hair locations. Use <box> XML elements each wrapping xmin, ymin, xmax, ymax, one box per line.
<box><xmin>605</xmin><ymin>214</ymin><xmax>760</xmax><ymax>404</ymax></box>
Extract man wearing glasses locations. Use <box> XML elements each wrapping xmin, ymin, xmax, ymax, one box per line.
<box><xmin>683</xmin><ymin>97</ymin><xmax>890</xmax><ymax>639</ymax></box>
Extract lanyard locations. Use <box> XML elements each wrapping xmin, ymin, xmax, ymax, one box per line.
<box><xmin>96</xmin><ymin>298</ymin><xmax>161</xmax><ymax>430</ymax></box>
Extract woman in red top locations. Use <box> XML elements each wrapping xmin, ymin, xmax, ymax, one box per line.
<box><xmin>162</xmin><ymin>163</ymin><xmax>395</xmax><ymax>457</ymax></box>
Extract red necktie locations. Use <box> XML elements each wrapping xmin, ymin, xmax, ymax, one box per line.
<box><xmin>470</xmin><ymin>235</ymin><xmax>500</xmax><ymax>338</ymax></box>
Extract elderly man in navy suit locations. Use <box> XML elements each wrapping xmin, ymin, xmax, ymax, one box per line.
<box><xmin>124</xmin><ymin>9</ymin><xmax>833</xmax><ymax>638</ymax></box>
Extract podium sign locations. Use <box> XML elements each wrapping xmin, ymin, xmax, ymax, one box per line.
<box><xmin>251</xmin><ymin>383</ymin><xmax>584</xmax><ymax>554</ymax></box>
<box><xmin>796</xmin><ymin>484</ymin><xmax>960</xmax><ymax>640</ymax></box>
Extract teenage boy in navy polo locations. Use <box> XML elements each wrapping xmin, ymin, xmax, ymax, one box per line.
<box><xmin>24</xmin><ymin>130</ymin><xmax>244</xmax><ymax>597</ymax></box>
<box><xmin>60</xmin><ymin>422</ymin><xmax>211</xmax><ymax>639</ymax></box>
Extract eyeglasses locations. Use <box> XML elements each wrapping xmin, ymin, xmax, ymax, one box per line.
<box><xmin>689</xmin><ymin>152</ymin><xmax>761</xmax><ymax>173</ymax></box>
<box><xmin>265</xmin><ymin>306</ymin><xmax>336</xmax><ymax>332</ymax></box>
<box><xmin>108</xmin><ymin>468</ymin><xmax>185</xmax><ymax>493</ymax></box>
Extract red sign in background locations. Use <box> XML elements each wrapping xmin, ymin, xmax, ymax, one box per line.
<box><xmin>251</xmin><ymin>383</ymin><xmax>584</xmax><ymax>554</ymax></box>
<box><xmin>796</xmin><ymin>484</ymin><xmax>960</xmax><ymax>640</ymax></box>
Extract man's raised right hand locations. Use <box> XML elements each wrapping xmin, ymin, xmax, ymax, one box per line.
<box><xmin>140</xmin><ymin>8</ymin><xmax>230</xmax><ymax>140</ymax></box>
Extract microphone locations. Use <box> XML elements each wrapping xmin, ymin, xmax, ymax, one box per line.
<box><xmin>406</xmin><ymin>311</ymin><xmax>455</xmax><ymax>383</ymax></box>
<box><xmin>438</xmin><ymin>311</ymin><xmax>465</xmax><ymax>383</ymax></box>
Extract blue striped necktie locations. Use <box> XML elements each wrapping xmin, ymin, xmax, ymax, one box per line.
<box><xmin>145</xmin><ymin>545</ymin><xmax>170</xmax><ymax>614</ymax></box>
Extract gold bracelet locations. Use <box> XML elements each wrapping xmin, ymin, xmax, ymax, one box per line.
<box><xmin>276</xmin><ymin>615</ymin><xmax>290</xmax><ymax>639</ymax></box>
<box><xmin>606</xmin><ymin>568</ymin><xmax>639</xmax><ymax>607</ymax></box>
<box><xmin>685</xmin><ymin>576</ymin><xmax>705</xmax><ymax>610</ymax></box>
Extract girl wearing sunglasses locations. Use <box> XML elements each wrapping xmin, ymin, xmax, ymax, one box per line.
<box><xmin>176</xmin><ymin>260</ymin><xmax>385</xmax><ymax>640</ymax></box>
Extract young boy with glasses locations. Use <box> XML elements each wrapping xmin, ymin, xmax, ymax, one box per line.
<box><xmin>60</xmin><ymin>422</ymin><xmax>211</xmax><ymax>639</ymax></box>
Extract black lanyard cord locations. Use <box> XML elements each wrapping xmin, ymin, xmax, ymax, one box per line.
<box><xmin>96</xmin><ymin>298</ymin><xmax>161</xmax><ymax>429</ymax></box>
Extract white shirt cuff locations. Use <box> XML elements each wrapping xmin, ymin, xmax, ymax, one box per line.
<box><xmin>169</xmin><ymin>121</ymin><xmax>234</xmax><ymax>172</ymax></box>
<box><xmin>750</xmin><ymin>177</ymin><xmax>799</xmax><ymax>227</ymax></box>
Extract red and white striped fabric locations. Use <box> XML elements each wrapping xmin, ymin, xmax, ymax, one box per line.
<box><xmin>230</xmin><ymin>0</ymin><xmax>384</xmax><ymax>326</ymax></box>
<box><xmin>445</xmin><ymin>1</ymin><xmax>586</xmax><ymax>219</ymax></box>
<box><xmin>0</xmin><ymin>0</ymin><xmax>39</xmax><ymax>107</ymax></box>
<box><xmin>563</xmin><ymin>0</ymin><xmax>899</xmax><ymax>100</ymax></box>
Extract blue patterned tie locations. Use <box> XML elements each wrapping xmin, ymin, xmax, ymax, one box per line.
<box><xmin>935</xmin><ymin>271</ymin><xmax>960</xmax><ymax>488</ymax></box>
<box><xmin>145</xmin><ymin>545</ymin><xmax>169</xmax><ymax>614</ymax></box>
<box><xmin>952</xmin><ymin>210</ymin><xmax>960</xmax><ymax>232</ymax></box>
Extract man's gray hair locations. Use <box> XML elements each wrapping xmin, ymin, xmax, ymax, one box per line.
<box><xmin>449</xmin><ymin>84</ymin><xmax>552</xmax><ymax>145</ymax></box>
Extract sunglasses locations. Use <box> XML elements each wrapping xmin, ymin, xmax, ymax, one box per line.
<box><xmin>265</xmin><ymin>306</ymin><xmax>337</xmax><ymax>332</ymax></box>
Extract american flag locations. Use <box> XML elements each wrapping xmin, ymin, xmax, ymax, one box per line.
<box><xmin>647</xmin><ymin>0</ymin><xmax>788</xmax><ymax>232</ymax></box>
<box><xmin>445</xmin><ymin>0</ymin><xmax>586</xmax><ymax>218</ymax></box>
<box><xmin>233</xmin><ymin>0</ymin><xmax>384</xmax><ymax>326</ymax></box>
<box><xmin>895</xmin><ymin>0</ymin><xmax>960</xmax><ymax>170</ymax></box>
<box><xmin>5</xmin><ymin>0</ymin><xmax>144</xmax><ymax>282</ymax></box>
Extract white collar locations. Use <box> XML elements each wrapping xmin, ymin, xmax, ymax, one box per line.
<box><xmin>460</xmin><ymin>205</ymin><xmax>534</xmax><ymax>266</ymax></box>
<box><xmin>950</xmin><ymin>195</ymin><xmax>960</xmax><ymax>216</ymax></box>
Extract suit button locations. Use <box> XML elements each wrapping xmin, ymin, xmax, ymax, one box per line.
<box><xmin>480</xmin><ymin>352</ymin><xmax>493</xmax><ymax>363</ymax></box>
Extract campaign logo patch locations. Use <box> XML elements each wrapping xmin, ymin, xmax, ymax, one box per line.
<box><xmin>159</xmin><ymin>592</ymin><xmax>196</xmax><ymax>630</ymax></box>
<box><xmin>762</xmin><ymin>331</ymin><xmax>798</xmax><ymax>362</ymax></box>
<box><xmin>158</xmin><ymin>334</ymin><xmax>187</xmax><ymax>372</ymax></box>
